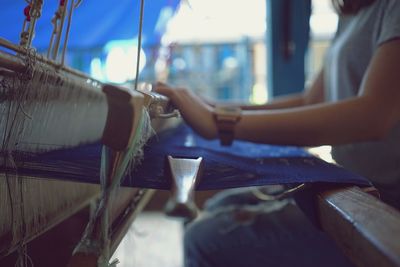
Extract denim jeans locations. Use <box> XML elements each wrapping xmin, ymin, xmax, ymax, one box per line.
<box><xmin>184</xmin><ymin>187</ymin><xmax>354</xmax><ymax>267</ymax></box>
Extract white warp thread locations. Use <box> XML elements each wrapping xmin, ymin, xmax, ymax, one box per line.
<box><xmin>0</xmin><ymin>49</ymin><xmax>105</xmax><ymax>261</ymax></box>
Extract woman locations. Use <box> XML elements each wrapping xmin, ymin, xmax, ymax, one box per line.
<box><xmin>155</xmin><ymin>0</ymin><xmax>400</xmax><ymax>266</ymax></box>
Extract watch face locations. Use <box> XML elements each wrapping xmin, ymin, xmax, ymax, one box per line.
<box><xmin>216</xmin><ymin>106</ymin><xmax>241</xmax><ymax>117</ymax></box>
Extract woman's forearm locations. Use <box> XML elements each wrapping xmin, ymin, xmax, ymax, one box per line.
<box><xmin>235</xmin><ymin>95</ymin><xmax>395</xmax><ymax>146</ymax></box>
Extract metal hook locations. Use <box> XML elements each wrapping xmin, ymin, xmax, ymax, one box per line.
<box><xmin>149</xmin><ymin>103</ymin><xmax>180</xmax><ymax>119</ymax></box>
<box><xmin>156</xmin><ymin>109</ymin><xmax>180</xmax><ymax>119</ymax></box>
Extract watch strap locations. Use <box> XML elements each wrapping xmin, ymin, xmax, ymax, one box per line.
<box><xmin>213</xmin><ymin>106</ymin><xmax>241</xmax><ymax>146</ymax></box>
<box><xmin>217</xmin><ymin>120</ymin><xmax>237</xmax><ymax>146</ymax></box>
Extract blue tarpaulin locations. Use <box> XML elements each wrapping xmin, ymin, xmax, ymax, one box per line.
<box><xmin>0</xmin><ymin>0</ymin><xmax>179</xmax><ymax>49</ymax></box>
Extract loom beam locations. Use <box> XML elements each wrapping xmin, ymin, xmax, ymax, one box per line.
<box><xmin>0</xmin><ymin>37</ymin><xmax>98</xmax><ymax>81</ymax></box>
<box><xmin>317</xmin><ymin>186</ymin><xmax>400</xmax><ymax>267</ymax></box>
<box><xmin>102</xmin><ymin>85</ymin><xmax>144</xmax><ymax>150</ymax></box>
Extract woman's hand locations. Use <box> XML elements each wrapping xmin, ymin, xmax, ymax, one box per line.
<box><xmin>154</xmin><ymin>82</ymin><xmax>218</xmax><ymax>139</ymax></box>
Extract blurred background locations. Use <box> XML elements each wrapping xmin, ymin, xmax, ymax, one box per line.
<box><xmin>1</xmin><ymin>0</ymin><xmax>337</xmax><ymax>104</ymax></box>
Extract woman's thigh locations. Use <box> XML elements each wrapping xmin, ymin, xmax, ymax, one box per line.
<box><xmin>184</xmin><ymin>200</ymin><xmax>354</xmax><ymax>267</ymax></box>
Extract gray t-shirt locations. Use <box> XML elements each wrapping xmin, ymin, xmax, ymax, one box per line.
<box><xmin>324</xmin><ymin>0</ymin><xmax>400</xmax><ymax>208</ymax></box>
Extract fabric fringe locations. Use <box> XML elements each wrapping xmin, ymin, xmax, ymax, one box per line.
<box><xmin>73</xmin><ymin>108</ymin><xmax>153</xmax><ymax>266</ymax></box>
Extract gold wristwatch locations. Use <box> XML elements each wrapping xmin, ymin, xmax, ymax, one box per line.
<box><xmin>213</xmin><ymin>105</ymin><xmax>242</xmax><ymax>146</ymax></box>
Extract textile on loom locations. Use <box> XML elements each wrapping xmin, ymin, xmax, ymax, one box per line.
<box><xmin>3</xmin><ymin>123</ymin><xmax>371</xmax><ymax>190</ymax></box>
<box><xmin>0</xmin><ymin>41</ymin><xmax>108</xmax><ymax>257</ymax></box>
<box><xmin>0</xmin><ymin>48</ymin><xmax>107</xmax><ymax>153</ymax></box>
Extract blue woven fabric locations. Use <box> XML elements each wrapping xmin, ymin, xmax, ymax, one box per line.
<box><xmin>3</xmin><ymin>124</ymin><xmax>370</xmax><ymax>190</ymax></box>
<box><xmin>130</xmin><ymin>124</ymin><xmax>370</xmax><ymax>190</ymax></box>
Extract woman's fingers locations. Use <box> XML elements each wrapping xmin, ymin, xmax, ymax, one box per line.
<box><xmin>153</xmin><ymin>83</ymin><xmax>189</xmax><ymax>104</ymax></box>
<box><xmin>152</xmin><ymin>82</ymin><xmax>217</xmax><ymax>139</ymax></box>
<box><xmin>153</xmin><ymin>82</ymin><xmax>172</xmax><ymax>97</ymax></box>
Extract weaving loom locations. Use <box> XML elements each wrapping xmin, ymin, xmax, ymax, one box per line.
<box><xmin>0</xmin><ymin>37</ymin><xmax>180</xmax><ymax>264</ymax></box>
<box><xmin>0</xmin><ymin>0</ymin><xmax>180</xmax><ymax>265</ymax></box>
<box><xmin>0</xmin><ymin>43</ymin><xmax>179</xmax><ymax>267</ymax></box>
<box><xmin>1</xmin><ymin>1</ymin><xmax>400</xmax><ymax>267</ymax></box>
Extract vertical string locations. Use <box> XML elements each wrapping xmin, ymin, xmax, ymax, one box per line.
<box><xmin>134</xmin><ymin>0</ymin><xmax>145</xmax><ymax>91</ymax></box>
<box><xmin>52</xmin><ymin>0</ymin><xmax>68</xmax><ymax>60</ymax></box>
<box><xmin>60</xmin><ymin>0</ymin><xmax>76</xmax><ymax>65</ymax></box>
